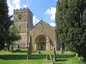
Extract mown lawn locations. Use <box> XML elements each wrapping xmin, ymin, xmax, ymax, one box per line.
<box><xmin>55</xmin><ymin>51</ymin><xmax>84</xmax><ymax>64</ymax></box>
<box><xmin>0</xmin><ymin>49</ymin><xmax>84</xmax><ymax>64</ymax></box>
<box><xmin>0</xmin><ymin>50</ymin><xmax>52</xmax><ymax>64</ymax></box>
<box><xmin>0</xmin><ymin>60</ymin><xmax>52</xmax><ymax>64</ymax></box>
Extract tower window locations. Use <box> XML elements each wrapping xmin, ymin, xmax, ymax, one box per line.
<box><xmin>19</xmin><ymin>25</ymin><xmax>21</xmax><ymax>30</ymax></box>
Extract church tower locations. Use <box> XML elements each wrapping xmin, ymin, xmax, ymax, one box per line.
<box><xmin>13</xmin><ymin>8</ymin><xmax>33</xmax><ymax>48</ymax></box>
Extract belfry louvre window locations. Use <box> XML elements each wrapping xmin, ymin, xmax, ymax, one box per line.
<box><xmin>19</xmin><ymin>25</ymin><xmax>21</xmax><ymax>30</ymax></box>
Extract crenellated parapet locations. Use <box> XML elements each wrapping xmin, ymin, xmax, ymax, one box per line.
<box><xmin>14</xmin><ymin>7</ymin><xmax>32</xmax><ymax>14</ymax></box>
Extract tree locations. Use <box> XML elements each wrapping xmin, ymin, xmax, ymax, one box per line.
<box><xmin>0</xmin><ymin>0</ymin><xmax>11</xmax><ymax>50</ymax></box>
<box><xmin>56</xmin><ymin>0</ymin><xmax>86</xmax><ymax>62</ymax></box>
<box><xmin>7</xmin><ymin>21</ymin><xmax>21</xmax><ymax>51</ymax></box>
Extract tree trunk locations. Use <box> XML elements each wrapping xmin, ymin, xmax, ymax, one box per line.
<box><xmin>11</xmin><ymin>42</ymin><xmax>14</xmax><ymax>52</ymax></box>
<box><xmin>27</xmin><ymin>36</ymin><xmax>32</xmax><ymax>59</ymax></box>
<box><xmin>75</xmin><ymin>44</ymin><xmax>86</xmax><ymax>63</ymax></box>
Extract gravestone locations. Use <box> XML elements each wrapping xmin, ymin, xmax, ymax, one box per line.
<box><xmin>53</xmin><ymin>47</ymin><xmax>57</xmax><ymax>61</ymax></box>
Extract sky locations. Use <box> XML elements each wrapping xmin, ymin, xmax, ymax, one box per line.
<box><xmin>7</xmin><ymin>0</ymin><xmax>57</xmax><ymax>27</ymax></box>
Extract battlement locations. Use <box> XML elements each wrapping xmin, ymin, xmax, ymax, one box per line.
<box><xmin>14</xmin><ymin>7</ymin><xmax>32</xmax><ymax>14</ymax></box>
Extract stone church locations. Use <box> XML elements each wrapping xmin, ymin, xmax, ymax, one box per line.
<box><xmin>13</xmin><ymin>8</ymin><xmax>58</xmax><ymax>51</ymax></box>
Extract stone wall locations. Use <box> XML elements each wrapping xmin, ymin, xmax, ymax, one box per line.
<box><xmin>30</xmin><ymin>20</ymin><xmax>57</xmax><ymax>51</ymax></box>
<box><xmin>13</xmin><ymin>8</ymin><xmax>33</xmax><ymax>48</ymax></box>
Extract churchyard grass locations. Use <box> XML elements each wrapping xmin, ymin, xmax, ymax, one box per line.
<box><xmin>55</xmin><ymin>51</ymin><xmax>84</xmax><ymax>64</ymax></box>
<box><xmin>0</xmin><ymin>50</ymin><xmax>52</xmax><ymax>64</ymax></box>
<box><xmin>0</xmin><ymin>49</ymin><xmax>84</xmax><ymax>64</ymax></box>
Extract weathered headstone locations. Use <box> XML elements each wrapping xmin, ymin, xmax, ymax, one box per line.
<box><xmin>76</xmin><ymin>53</ymin><xmax>78</xmax><ymax>57</ymax></box>
<box><xmin>46</xmin><ymin>53</ymin><xmax>51</xmax><ymax>60</ymax></box>
<box><xmin>53</xmin><ymin>47</ymin><xmax>57</xmax><ymax>61</ymax></box>
<box><xmin>48</xmin><ymin>53</ymin><xmax>54</xmax><ymax>64</ymax></box>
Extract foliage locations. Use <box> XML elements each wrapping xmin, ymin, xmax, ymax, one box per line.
<box><xmin>56</xmin><ymin>0</ymin><xmax>86</xmax><ymax>61</ymax></box>
<box><xmin>0</xmin><ymin>0</ymin><xmax>21</xmax><ymax>50</ymax></box>
<box><xmin>6</xmin><ymin>21</ymin><xmax>21</xmax><ymax>51</ymax></box>
<box><xmin>0</xmin><ymin>0</ymin><xmax>20</xmax><ymax>50</ymax></box>
<box><xmin>8</xmin><ymin>24</ymin><xmax>21</xmax><ymax>41</ymax></box>
<box><xmin>0</xmin><ymin>0</ymin><xmax>11</xmax><ymax>50</ymax></box>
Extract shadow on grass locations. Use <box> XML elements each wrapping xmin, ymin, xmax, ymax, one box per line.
<box><xmin>57</xmin><ymin>59</ymin><xmax>67</xmax><ymax>61</ymax></box>
<box><xmin>12</xmin><ymin>49</ymin><xmax>27</xmax><ymax>53</ymax></box>
<box><xmin>31</xmin><ymin>54</ymin><xmax>47</xmax><ymax>59</ymax></box>
<box><xmin>55</xmin><ymin>54</ymin><xmax>76</xmax><ymax>62</ymax></box>
<box><xmin>12</xmin><ymin>51</ymin><xmax>27</xmax><ymax>53</ymax></box>
<box><xmin>56</xmin><ymin>58</ymin><xmax>68</xmax><ymax>62</ymax></box>
<box><xmin>0</xmin><ymin>54</ymin><xmax>47</xmax><ymax>60</ymax></box>
<box><xmin>0</xmin><ymin>55</ymin><xmax>27</xmax><ymax>60</ymax></box>
<box><xmin>56</xmin><ymin>54</ymin><xmax>75</xmax><ymax>58</ymax></box>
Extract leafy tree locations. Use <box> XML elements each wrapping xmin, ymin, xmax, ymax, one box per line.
<box><xmin>6</xmin><ymin>21</ymin><xmax>21</xmax><ymax>51</ymax></box>
<box><xmin>0</xmin><ymin>0</ymin><xmax>11</xmax><ymax>50</ymax></box>
<box><xmin>56</xmin><ymin>0</ymin><xmax>86</xmax><ymax>62</ymax></box>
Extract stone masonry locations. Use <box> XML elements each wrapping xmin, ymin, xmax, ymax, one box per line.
<box><xmin>13</xmin><ymin>8</ymin><xmax>58</xmax><ymax>51</ymax></box>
